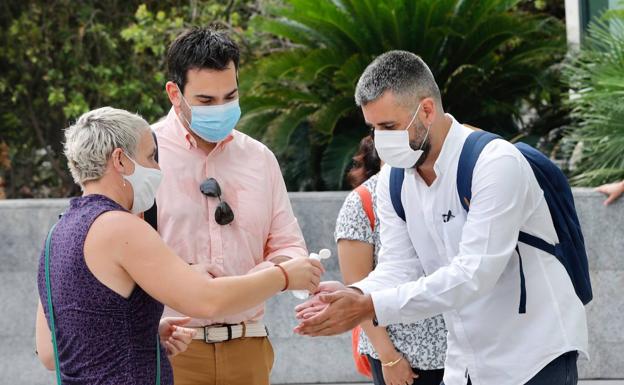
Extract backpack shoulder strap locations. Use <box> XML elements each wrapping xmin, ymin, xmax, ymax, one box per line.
<box><xmin>355</xmin><ymin>185</ymin><xmax>375</xmax><ymax>232</ymax></box>
<box><xmin>457</xmin><ymin>131</ymin><xmax>501</xmax><ymax>212</ymax></box>
<box><xmin>144</xmin><ymin>130</ymin><xmax>159</xmax><ymax>230</ymax></box>
<box><xmin>389</xmin><ymin>168</ymin><xmax>406</xmax><ymax>221</ymax></box>
<box><xmin>458</xmin><ymin>130</ymin><xmax>533</xmax><ymax>314</ymax></box>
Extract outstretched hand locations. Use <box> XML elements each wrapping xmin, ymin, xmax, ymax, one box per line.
<box><xmin>294</xmin><ymin>288</ymin><xmax>375</xmax><ymax>337</ymax></box>
<box><xmin>294</xmin><ymin>281</ymin><xmax>345</xmax><ymax>320</ymax></box>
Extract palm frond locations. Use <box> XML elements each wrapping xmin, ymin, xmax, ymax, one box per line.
<box><xmin>563</xmin><ymin>12</ymin><xmax>624</xmax><ymax>186</ymax></box>
<box><xmin>243</xmin><ymin>0</ymin><xmax>566</xmax><ymax>190</ymax></box>
<box><xmin>264</xmin><ymin>105</ymin><xmax>317</xmax><ymax>151</ymax></box>
<box><xmin>321</xmin><ymin>128</ymin><xmax>361</xmax><ymax>189</ymax></box>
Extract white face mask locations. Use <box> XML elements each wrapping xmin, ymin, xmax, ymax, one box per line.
<box><xmin>373</xmin><ymin>103</ymin><xmax>431</xmax><ymax>168</ymax></box>
<box><xmin>122</xmin><ymin>154</ymin><xmax>162</xmax><ymax>214</ymax></box>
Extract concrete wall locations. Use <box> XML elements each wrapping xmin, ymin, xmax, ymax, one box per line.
<box><xmin>0</xmin><ymin>189</ymin><xmax>622</xmax><ymax>384</ymax></box>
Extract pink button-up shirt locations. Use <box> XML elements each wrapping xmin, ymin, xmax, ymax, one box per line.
<box><xmin>153</xmin><ymin>107</ymin><xmax>307</xmax><ymax>326</ymax></box>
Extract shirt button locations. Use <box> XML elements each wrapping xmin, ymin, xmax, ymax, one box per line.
<box><xmin>215</xmin><ymin>258</ymin><xmax>224</xmax><ymax>264</ymax></box>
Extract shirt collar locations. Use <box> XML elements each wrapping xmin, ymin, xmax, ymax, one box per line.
<box><xmin>164</xmin><ymin>107</ymin><xmax>235</xmax><ymax>151</ymax></box>
<box><xmin>405</xmin><ymin>113</ymin><xmax>466</xmax><ymax>178</ymax></box>
<box><xmin>433</xmin><ymin>114</ymin><xmax>466</xmax><ymax>176</ymax></box>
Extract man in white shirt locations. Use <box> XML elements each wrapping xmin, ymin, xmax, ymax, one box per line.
<box><xmin>294</xmin><ymin>51</ymin><xmax>588</xmax><ymax>385</ymax></box>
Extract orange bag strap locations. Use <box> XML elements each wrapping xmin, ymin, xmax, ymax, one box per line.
<box><xmin>355</xmin><ymin>185</ymin><xmax>375</xmax><ymax>232</ymax></box>
<box><xmin>351</xmin><ymin>326</ymin><xmax>372</xmax><ymax>378</ymax></box>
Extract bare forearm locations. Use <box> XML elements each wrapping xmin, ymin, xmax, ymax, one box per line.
<box><xmin>336</xmin><ymin>240</ymin><xmax>395</xmax><ymax>356</ymax></box>
<box><xmin>191</xmin><ymin>267</ymin><xmax>285</xmax><ymax>318</ymax></box>
<box><xmin>360</xmin><ymin>321</ymin><xmax>399</xmax><ymax>362</ymax></box>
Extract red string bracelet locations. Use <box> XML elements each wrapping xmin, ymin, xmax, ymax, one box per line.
<box><xmin>274</xmin><ymin>264</ymin><xmax>289</xmax><ymax>291</ymax></box>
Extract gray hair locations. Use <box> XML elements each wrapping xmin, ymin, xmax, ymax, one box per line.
<box><xmin>64</xmin><ymin>107</ymin><xmax>150</xmax><ymax>186</ymax></box>
<box><xmin>355</xmin><ymin>50</ymin><xmax>442</xmax><ymax>108</ymax></box>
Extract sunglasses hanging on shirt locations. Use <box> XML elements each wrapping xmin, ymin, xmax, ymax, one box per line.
<box><xmin>199</xmin><ymin>178</ymin><xmax>235</xmax><ymax>225</ymax></box>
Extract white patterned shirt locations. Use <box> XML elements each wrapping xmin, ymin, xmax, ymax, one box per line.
<box><xmin>335</xmin><ymin>174</ymin><xmax>446</xmax><ymax>370</ymax></box>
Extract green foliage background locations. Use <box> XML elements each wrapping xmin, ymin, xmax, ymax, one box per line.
<box><xmin>240</xmin><ymin>0</ymin><xmax>568</xmax><ymax>190</ymax></box>
<box><xmin>0</xmin><ymin>0</ymin><xmax>266</xmax><ymax>198</ymax></box>
<box><xmin>562</xmin><ymin>8</ymin><xmax>624</xmax><ymax>186</ymax></box>
<box><xmin>0</xmin><ymin>0</ymin><xmax>575</xmax><ymax>197</ymax></box>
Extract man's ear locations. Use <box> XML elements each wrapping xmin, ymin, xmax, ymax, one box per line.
<box><xmin>165</xmin><ymin>81</ymin><xmax>182</xmax><ymax>107</ymax></box>
<box><xmin>421</xmin><ymin>98</ymin><xmax>436</xmax><ymax>123</ymax></box>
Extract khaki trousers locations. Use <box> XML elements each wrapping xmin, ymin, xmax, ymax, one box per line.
<box><xmin>171</xmin><ymin>337</ymin><xmax>274</xmax><ymax>385</ymax></box>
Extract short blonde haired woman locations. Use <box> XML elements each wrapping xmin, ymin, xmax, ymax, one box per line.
<box><xmin>35</xmin><ymin>107</ymin><xmax>322</xmax><ymax>385</ymax></box>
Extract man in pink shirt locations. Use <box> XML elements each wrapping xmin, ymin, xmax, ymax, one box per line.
<box><xmin>151</xmin><ymin>27</ymin><xmax>308</xmax><ymax>385</ymax></box>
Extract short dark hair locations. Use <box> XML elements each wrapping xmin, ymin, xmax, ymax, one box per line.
<box><xmin>166</xmin><ymin>27</ymin><xmax>240</xmax><ymax>92</ymax></box>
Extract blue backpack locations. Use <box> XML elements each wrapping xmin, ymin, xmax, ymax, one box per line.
<box><xmin>389</xmin><ymin>130</ymin><xmax>592</xmax><ymax>314</ymax></box>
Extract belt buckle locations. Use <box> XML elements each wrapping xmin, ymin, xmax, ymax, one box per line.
<box><xmin>203</xmin><ymin>325</ymin><xmax>222</xmax><ymax>343</ymax></box>
<box><xmin>203</xmin><ymin>324</ymin><xmax>234</xmax><ymax>343</ymax></box>
<box><xmin>203</xmin><ymin>325</ymin><xmax>215</xmax><ymax>343</ymax></box>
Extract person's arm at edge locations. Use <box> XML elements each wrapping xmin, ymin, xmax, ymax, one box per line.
<box><xmin>35</xmin><ymin>299</ymin><xmax>54</xmax><ymax>370</ymax></box>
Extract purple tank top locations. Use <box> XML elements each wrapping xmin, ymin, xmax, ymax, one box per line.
<box><xmin>37</xmin><ymin>194</ymin><xmax>173</xmax><ymax>385</ymax></box>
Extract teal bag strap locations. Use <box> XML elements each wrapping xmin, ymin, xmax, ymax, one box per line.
<box><xmin>44</xmin><ymin>222</ymin><xmax>62</xmax><ymax>385</ymax></box>
<box><xmin>156</xmin><ymin>333</ymin><xmax>160</xmax><ymax>385</ymax></box>
<box><xmin>45</xmin><ymin>221</ymin><xmax>161</xmax><ymax>385</ymax></box>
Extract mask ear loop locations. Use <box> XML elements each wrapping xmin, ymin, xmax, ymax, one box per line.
<box><xmin>419</xmin><ymin>121</ymin><xmax>433</xmax><ymax>151</ymax></box>
<box><xmin>176</xmin><ymin>84</ymin><xmax>193</xmax><ymax>128</ymax></box>
<box><xmin>407</xmin><ymin>102</ymin><xmax>432</xmax><ymax>151</ymax></box>
<box><xmin>120</xmin><ymin>151</ymin><xmax>142</xmax><ymax>185</ymax></box>
<box><xmin>404</xmin><ymin>103</ymin><xmax>422</xmax><ymax>131</ymax></box>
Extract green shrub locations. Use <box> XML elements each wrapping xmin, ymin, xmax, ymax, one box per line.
<box><xmin>0</xmin><ymin>1</ymin><xmax>260</xmax><ymax>197</ymax></box>
<box><xmin>563</xmin><ymin>9</ymin><xmax>624</xmax><ymax>186</ymax></box>
<box><xmin>239</xmin><ymin>0</ymin><xmax>566</xmax><ymax>190</ymax></box>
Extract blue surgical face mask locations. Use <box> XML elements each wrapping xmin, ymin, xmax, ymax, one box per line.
<box><xmin>178</xmin><ymin>88</ymin><xmax>241</xmax><ymax>143</ymax></box>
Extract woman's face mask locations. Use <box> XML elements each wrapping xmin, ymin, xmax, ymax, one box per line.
<box><xmin>373</xmin><ymin>103</ymin><xmax>432</xmax><ymax>168</ymax></box>
<box><xmin>122</xmin><ymin>153</ymin><xmax>162</xmax><ymax>214</ymax></box>
<box><xmin>178</xmin><ymin>86</ymin><xmax>241</xmax><ymax>143</ymax></box>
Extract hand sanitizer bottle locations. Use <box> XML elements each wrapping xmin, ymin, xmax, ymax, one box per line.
<box><xmin>292</xmin><ymin>249</ymin><xmax>331</xmax><ymax>299</ymax></box>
